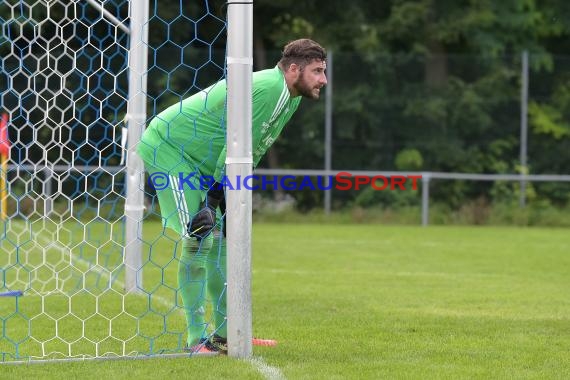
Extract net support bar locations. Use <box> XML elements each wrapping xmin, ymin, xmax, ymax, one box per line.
<box><xmin>226</xmin><ymin>0</ymin><xmax>254</xmax><ymax>359</ymax></box>
<box><xmin>124</xmin><ymin>0</ymin><xmax>149</xmax><ymax>293</ymax></box>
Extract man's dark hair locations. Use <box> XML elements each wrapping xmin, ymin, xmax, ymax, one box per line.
<box><xmin>278</xmin><ymin>39</ymin><xmax>327</xmax><ymax>70</ymax></box>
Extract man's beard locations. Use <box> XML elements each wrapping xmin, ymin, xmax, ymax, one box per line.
<box><xmin>293</xmin><ymin>72</ymin><xmax>320</xmax><ymax>99</ymax></box>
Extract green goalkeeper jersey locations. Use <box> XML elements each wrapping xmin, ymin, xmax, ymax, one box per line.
<box><xmin>137</xmin><ymin>66</ymin><xmax>301</xmax><ymax>180</ymax></box>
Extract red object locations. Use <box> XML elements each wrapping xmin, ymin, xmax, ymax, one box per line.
<box><xmin>0</xmin><ymin>113</ymin><xmax>9</xmax><ymax>156</ymax></box>
<box><xmin>252</xmin><ymin>337</ymin><xmax>278</xmax><ymax>346</ymax></box>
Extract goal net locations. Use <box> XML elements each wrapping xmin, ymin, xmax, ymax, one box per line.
<box><xmin>0</xmin><ymin>0</ymin><xmax>229</xmax><ymax>362</ymax></box>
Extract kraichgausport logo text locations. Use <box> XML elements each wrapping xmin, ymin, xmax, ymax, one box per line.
<box><xmin>148</xmin><ymin>172</ymin><xmax>422</xmax><ymax>191</ymax></box>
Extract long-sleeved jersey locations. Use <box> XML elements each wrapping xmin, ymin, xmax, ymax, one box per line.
<box><xmin>137</xmin><ymin>66</ymin><xmax>301</xmax><ymax>181</ymax></box>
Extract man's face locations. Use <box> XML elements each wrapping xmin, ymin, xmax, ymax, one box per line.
<box><xmin>292</xmin><ymin>59</ymin><xmax>327</xmax><ymax>99</ymax></box>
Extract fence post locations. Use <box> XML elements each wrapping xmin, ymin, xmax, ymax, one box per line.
<box><xmin>324</xmin><ymin>50</ymin><xmax>333</xmax><ymax>214</ymax></box>
<box><xmin>422</xmin><ymin>173</ymin><xmax>430</xmax><ymax>226</ymax></box>
<box><xmin>520</xmin><ymin>50</ymin><xmax>529</xmax><ymax>207</ymax></box>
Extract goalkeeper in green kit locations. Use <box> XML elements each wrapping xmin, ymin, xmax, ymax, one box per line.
<box><xmin>137</xmin><ymin>39</ymin><xmax>327</xmax><ymax>354</ymax></box>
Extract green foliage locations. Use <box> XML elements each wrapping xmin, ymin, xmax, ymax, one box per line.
<box><xmin>395</xmin><ymin>148</ymin><xmax>423</xmax><ymax>170</ymax></box>
<box><xmin>4</xmin><ymin>0</ymin><xmax>570</xmax><ymax>211</ymax></box>
<box><xmin>354</xmin><ymin>184</ymin><xmax>420</xmax><ymax>209</ymax></box>
<box><xmin>254</xmin><ymin>0</ymin><xmax>570</xmax><ymax>210</ymax></box>
<box><xmin>254</xmin><ymin>202</ymin><xmax>570</xmax><ymax>227</ymax></box>
<box><xmin>529</xmin><ymin>85</ymin><xmax>570</xmax><ymax>139</ymax></box>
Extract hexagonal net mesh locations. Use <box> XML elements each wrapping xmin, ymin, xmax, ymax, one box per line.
<box><xmin>0</xmin><ymin>0</ymin><xmax>226</xmax><ymax>362</ymax></box>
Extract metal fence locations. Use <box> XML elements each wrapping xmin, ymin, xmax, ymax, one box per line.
<box><xmin>8</xmin><ymin>163</ymin><xmax>570</xmax><ymax>226</ymax></box>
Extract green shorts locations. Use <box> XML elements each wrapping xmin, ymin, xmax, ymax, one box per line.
<box><xmin>144</xmin><ymin>160</ymin><xmax>206</xmax><ymax>236</ymax></box>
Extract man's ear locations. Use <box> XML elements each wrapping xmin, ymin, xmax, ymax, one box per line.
<box><xmin>288</xmin><ymin>63</ymin><xmax>301</xmax><ymax>74</ymax></box>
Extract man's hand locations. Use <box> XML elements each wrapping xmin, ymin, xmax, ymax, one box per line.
<box><xmin>188</xmin><ymin>203</ymin><xmax>216</xmax><ymax>240</ymax></box>
<box><xmin>187</xmin><ymin>182</ymin><xmax>224</xmax><ymax>240</ymax></box>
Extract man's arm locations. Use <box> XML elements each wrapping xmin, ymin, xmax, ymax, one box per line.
<box><xmin>213</xmin><ymin>145</ymin><xmax>227</xmax><ymax>182</ymax></box>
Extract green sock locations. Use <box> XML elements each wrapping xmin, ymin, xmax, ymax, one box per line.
<box><xmin>207</xmin><ymin>233</ymin><xmax>227</xmax><ymax>339</ymax></box>
<box><xmin>179</xmin><ymin>235</ymin><xmax>213</xmax><ymax>346</ymax></box>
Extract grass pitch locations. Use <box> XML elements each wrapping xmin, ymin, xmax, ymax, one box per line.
<box><xmin>1</xmin><ymin>222</ymin><xmax>570</xmax><ymax>379</ymax></box>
